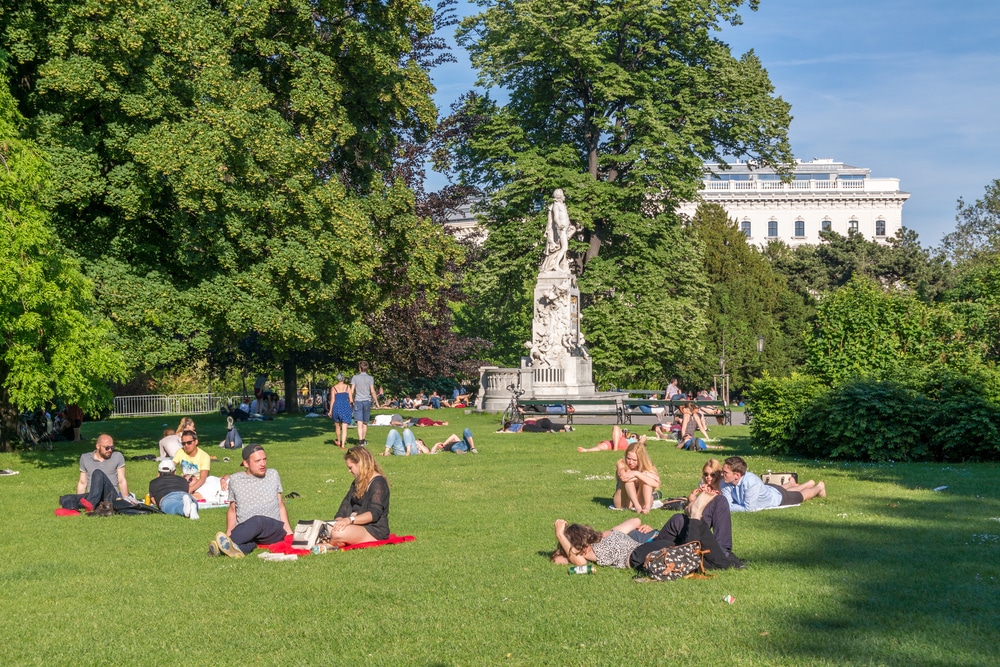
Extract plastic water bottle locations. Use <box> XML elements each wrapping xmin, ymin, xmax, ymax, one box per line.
<box><xmin>568</xmin><ymin>564</ymin><xmax>595</xmax><ymax>575</ymax></box>
<box><xmin>311</xmin><ymin>544</ymin><xmax>332</xmax><ymax>555</ymax></box>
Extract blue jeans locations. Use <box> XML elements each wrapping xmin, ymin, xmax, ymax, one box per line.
<box><xmin>385</xmin><ymin>428</ymin><xmax>420</xmax><ymax>455</ymax></box>
<box><xmin>449</xmin><ymin>428</ymin><xmax>474</xmax><ymax>453</ymax></box>
<box><xmin>429</xmin><ymin>396</ymin><xmax>441</xmax><ymax>409</ymax></box>
<box><xmin>231</xmin><ymin>515</ymin><xmax>288</xmax><ymax>554</ymax></box>
<box><xmin>159</xmin><ymin>491</ymin><xmax>196</xmax><ymax>516</ymax></box>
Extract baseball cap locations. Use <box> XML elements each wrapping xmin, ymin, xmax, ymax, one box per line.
<box><xmin>241</xmin><ymin>444</ymin><xmax>265</xmax><ymax>461</ymax></box>
<box><xmin>158</xmin><ymin>460</ymin><xmax>176</xmax><ymax>473</ymax></box>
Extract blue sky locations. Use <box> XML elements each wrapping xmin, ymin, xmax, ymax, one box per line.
<box><xmin>427</xmin><ymin>0</ymin><xmax>1000</xmax><ymax>247</ymax></box>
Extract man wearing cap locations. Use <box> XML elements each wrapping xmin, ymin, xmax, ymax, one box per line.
<box><xmin>172</xmin><ymin>429</ymin><xmax>211</xmax><ymax>496</ymax></box>
<box><xmin>148</xmin><ymin>460</ymin><xmax>199</xmax><ymax>520</ymax></box>
<box><xmin>209</xmin><ymin>444</ymin><xmax>292</xmax><ymax>558</ymax></box>
<box><xmin>58</xmin><ymin>434</ymin><xmax>129</xmax><ymax>512</ymax></box>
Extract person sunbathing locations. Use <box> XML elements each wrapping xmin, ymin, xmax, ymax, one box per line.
<box><xmin>430</xmin><ymin>429</ymin><xmax>478</xmax><ymax>454</ymax></box>
<box><xmin>498</xmin><ymin>417</ymin><xmax>571</xmax><ymax>433</ymax></box>
<box><xmin>577</xmin><ymin>425</ymin><xmax>635</xmax><ymax>452</ymax></box>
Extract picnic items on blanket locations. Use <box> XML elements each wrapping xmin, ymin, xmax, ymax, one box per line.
<box><xmin>291</xmin><ymin>520</ymin><xmax>330</xmax><ymax>550</ymax></box>
<box><xmin>659</xmin><ymin>497</ymin><xmax>689</xmax><ymax>512</ymax></box>
<box><xmin>258</xmin><ymin>533</ymin><xmax>416</xmax><ymax>556</ymax></box>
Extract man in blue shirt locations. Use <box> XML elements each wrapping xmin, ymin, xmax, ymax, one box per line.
<box><xmin>721</xmin><ymin>456</ymin><xmax>826</xmax><ymax>512</ymax></box>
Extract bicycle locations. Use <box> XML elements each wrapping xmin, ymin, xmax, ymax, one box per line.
<box><xmin>500</xmin><ymin>384</ymin><xmax>525</xmax><ymax>429</ymax></box>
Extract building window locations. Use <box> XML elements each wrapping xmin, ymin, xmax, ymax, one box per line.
<box><xmin>822</xmin><ymin>219</ymin><xmax>832</xmax><ymax>232</ymax></box>
<box><xmin>849</xmin><ymin>219</ymin><xmax>858</xmax><ymax>234</ymax></box>
<box><xmin>875</xmin><ymin>219</ymin><xmax>886</xmax><ymax>236</ymax></box>
<box><xmin>767</xmin><ymin>220</ymin><xmax>778</xmax><ymax>237</ymax></box>
<box><xmin>740</xmin><ymin>220</ymin><xmax>751</xmax><ymax>237</ymax></box>
<box><xmin>794</xmin><ymin>220</ymin><xmax>805</xmax><ymax>237</ymax></box>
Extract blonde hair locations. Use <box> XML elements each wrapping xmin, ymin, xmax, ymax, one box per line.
<box><xmin>624</xmin><ymin>440</ymin><xmax>656</xmax><ymax>475</ymax></box>
<box><xmin>702</xmin><ymin>458</ymin><xmax>723</xmax><ymax>491</ymax></box>
<box><xmin>176</xmin><ymin>417</ymin><xmax>195</xmax><ymax>434</ymax></box>
<box><xmin>345</xmin><ymin>446</ymin><xmax>384</xmax><ymax>499</ymax></box>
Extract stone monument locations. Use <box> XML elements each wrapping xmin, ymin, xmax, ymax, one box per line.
<box><xmin>522</xmin><ymin>189</ymin><xmax>596</xmax><ymax>399</ymax></box>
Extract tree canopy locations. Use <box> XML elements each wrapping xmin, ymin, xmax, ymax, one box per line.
<box><xmin>0</xmin><ymin>75</ymin><xmax>124</xmax><ymax>447</ymax></box>
<box><xmin>0</xmin><ymin>0</ymin><xmax>458</xmax><ymax>388</ymax></box>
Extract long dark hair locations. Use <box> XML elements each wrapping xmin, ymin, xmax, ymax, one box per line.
<box><xmin>563</xmin><ymin>523</ymin><xmax>603</xmax><ymax>554</ymax></box>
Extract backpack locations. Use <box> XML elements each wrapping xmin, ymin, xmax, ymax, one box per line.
<box><xmin>641</xmin><ymin>541</ymin><xmax>707</xmax><ymax>581</ymax></box>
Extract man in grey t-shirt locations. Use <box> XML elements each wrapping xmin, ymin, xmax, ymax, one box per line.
<box><xmin>209</xmin><ymin>444</ymin><xmax>291</xmax><ymax>558</ymax></box>
<box><xmin>350</xmin><ymin>360</ymin><xmax>379</xmax><ymax>446</ymax></box>
<box><xmin>59</xmin><ymin>434</ymin><xmax>129</xmax><ymax>512</ymax></box>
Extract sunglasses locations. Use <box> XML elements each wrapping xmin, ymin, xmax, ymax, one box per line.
<box><xmin>101</xmin><ymin>446</ymin><xmax>114</xmax><ymax>452</ymax></box>
<box><xmin>181</xmin><ymin>440</ymin><xmax>196</xmax><ymax>445</ymax></box>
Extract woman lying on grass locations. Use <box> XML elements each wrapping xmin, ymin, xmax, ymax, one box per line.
<box><xmin>551</xmin><ymin>492</ymin><xmax>733</xmax><ymax>571</ymax></box>
<box><xmin>612</xmin><ymin>440</ymin><xmax>660</xmax><ymax>513</ymax></box>
<box><xmin>325</xmin><ymin>446</ymin><xmax>390</xmax><ymax>547</ymax></box>
<box><xmin>577</xmin><ymin>425</ymin><xmax>636</xmax><ymax>453</ymax></box>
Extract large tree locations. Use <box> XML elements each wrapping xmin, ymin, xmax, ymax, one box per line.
<box><xmin>0</xmin><ymin>77</ymin><xmax>124</xmax><ymax>449</ymax></box>
<box><xmin>447</xmin><ymin>0</ymin><xmax>793</xmax><ymax>379</ymax></box>
<box><xmin>0</xmin><ymin>0</ymin><xmax>457</xmax><ymax>401</ymax></box>
<box><xmin>941</xmin><ymin>179</ymin><xmax>1000</xmax><ymax>265</ymax></box>
<box><xmin>689</xmin><ymin>203</ymin><xmax>807</xmax><ymax>393</ymax></box>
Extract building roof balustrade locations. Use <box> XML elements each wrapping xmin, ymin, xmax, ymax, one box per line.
<box><xmin>703</xmin><ymin>177</ymin><xmax>901</xmax><ymax>193</ymax></box>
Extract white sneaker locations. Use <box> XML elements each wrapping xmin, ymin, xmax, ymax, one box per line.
<box><xmin>182</xmin><ymin>494</ymin><xmax>199</xmax><ymax>519</ymax></box>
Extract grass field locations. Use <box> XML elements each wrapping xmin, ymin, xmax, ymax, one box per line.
<box><xmin>2</xmin><ymin>409</ymin><xmax>999</xmax><ymax>666</ymax></box>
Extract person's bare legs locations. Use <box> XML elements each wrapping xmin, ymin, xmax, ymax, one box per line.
<box><xmin>620</xmin><ymin>478</ymin><xmax>642</xmax><ymax>512</ymax></box>
<box><xmin>798</xmin><ymin>481</ymin><xmax>826</xmax><ymax>501</ymax></box>
<box><xmin>784</xmin><ymin>479</ymin><xmax>816</xmax><ymax>492</ymax></box>
<box><xmin>638</xmin><ymin>482</ymin><xmax>653</xmax><ymax>514</ymax></box>
<box><xmin>357</xmin><ymin>420</ymin><xmax>368</xmax><ymax>444</ymax></box>
<box><xmin>336</xmin><ymin>422</ymin><xmax>348</xmax><ymax>449</ymax></box>
<box><xmin>578</xmin><ymin>441</ymin><xmax>613</xmax><ymax>453</ymax></box>
<box><xmin>695</xmin><ymin>413</ymin><xmax>712</xmax><ymax>441</ymax></box>
<box><xmin>687</xmin><ymin>491</ymin><xmax>715</xmax><ymax>520</ymax></box>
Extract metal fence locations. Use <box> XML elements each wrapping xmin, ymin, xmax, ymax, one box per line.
<box><xmin>112</xmin><ymin>393</ymin><xmax>236</xmax><ymax>417</ymax></box>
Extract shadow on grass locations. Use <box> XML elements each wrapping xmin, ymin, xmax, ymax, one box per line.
<box><xmin>736</xmin><ymin>491</ymin><xmax>1000</xmax><ymax>666</ymax></box>
<box><xmin>19</xmin><ymin>413</ymin><xmax>340</xmax><ymax>470</ymax></box>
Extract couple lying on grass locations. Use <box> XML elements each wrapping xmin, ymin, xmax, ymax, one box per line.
<box><xmin>380</xmin><ymin>428</ymin><xmax>478</xmax><ymax>455</ymax></box>
<box><xmin>209</xmin><ymin>444</ymin><xmax>390</xmax><ymax>558</ymax></box>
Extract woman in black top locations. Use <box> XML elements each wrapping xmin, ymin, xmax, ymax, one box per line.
<box><xmin>328</xmin><ymin>446</ymin><xmax>390</xmax><ymax>545</ymax></box>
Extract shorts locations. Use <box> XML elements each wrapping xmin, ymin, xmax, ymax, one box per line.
<box><xmin>353</xmin><ymin>400</ymin><xmax>372</xmax><ymax>424</ymax></box>
<box><xmin>767</xmin><ymin>484</ymin><xmax>804</xmax><ymax>506</ymax></box>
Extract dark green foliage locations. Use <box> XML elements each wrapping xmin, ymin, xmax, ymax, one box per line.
<box><xmin>797</xmin><ymin>380</ymin><xmax>930</xmax><ymax>462</ymax></box>
<box><xmin>0</xmin><ymin>75</ymin><xmax>125</xmax><ymax>448</ymax></box>
<box><xmin>0</xmin><ymin>0</ymin><xmax>454</xmax><ymax>379</ymax></box>
<box><xmin>746</xmin><ymin>373</ymin><xmax>828</xmax><ymax>456</ymax></box>
<box><xmin>690</xmin><ymin>203</ymin><xmax>808</xmax><ymax>392</ymax></box>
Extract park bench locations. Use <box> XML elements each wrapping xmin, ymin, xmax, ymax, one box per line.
<box><xmin>621</xmin><ymin>399</ymin><xmax>732</xmax><ymax>426</ymax></box>
<box><xmin>520</xmin><ymin>398</ymin><xmax>624</xmax><ymax>425</ymax></box>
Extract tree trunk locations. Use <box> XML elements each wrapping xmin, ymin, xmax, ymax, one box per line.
<box><xmin>0</xmin><ymin>388</ymin><xmax>18</xmax><ymax>452</ymax></box>
<box><xmin>283</xmin><ymin>359</ymin><xmax>298</xmax><ymax>414</ymax></box>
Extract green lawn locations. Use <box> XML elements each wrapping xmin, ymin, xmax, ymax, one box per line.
<box><xmin>2</xmin><ymin>410</ymin><xmax>999</xmax><ymax>666</ymax></box>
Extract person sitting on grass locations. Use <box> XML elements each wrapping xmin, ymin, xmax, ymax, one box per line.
<box><xmin>209</xmin><ymin>444</ymin><xmax>292</xmax><ymax>558</ymax></box>
<box><xmin>148</xmin><ymin>460</ymin><xmax>199</xmax><ymax>520</ymax></box>
<box><xmin>324</xmin><ymin>446</ymin><xmax>390</xmax><ymax>547</ymax></box>
<box><xmin>678</xmin><ymin>402</ymin><xmax>714</xmax><ymax>443</ymax></box>
<box><xmin>654</xmin><ymin>459</ymin><xmax>744</xmax><ymax>569</ymax></box>
<box><xmin>551</xmin><ymin>491</ymin><xmax>733</xmax><ymax>572</ymax></box>
<box><xmin>380</xmin><ymin>428</ymin><xmax>431</xmax><ymax>456</ymax></box>
<box><xmin>59</xmin><ymin>434</ymin><xmax>130</xmax><ymax>512</ymax></box>
<box><xmin>430</xmin><ymin>428</ymin><xmax>478</xmax><ymax>454</ymax></box>
<box><xmin>173</xmin><ymin>429</ymin><xmax>211</xmax><ymax>497</ymax></box>
<box><xmin>677</xmin><ymin>433</ymin><xmax>723</xmax><ymax>451</ymax></box>
<box><xmin>577</xmin><ymin>425</ymin><xmax>635</xmax><ymax>453</ymax></box>
<box><xmin>720</xmin><ymin>456</ymin><xmax>826</xmax><ymax>512</ymax></box>
<box><xmin>612</xmin><ymin>440</ymin><xmax>661</xmax><ymax>514</ymax></box>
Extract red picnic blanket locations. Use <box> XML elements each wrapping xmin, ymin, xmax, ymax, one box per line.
<box><xmin>258</xmin><ymin>533</ymin><xmax>415</xmax><ymax>555</ymax></box>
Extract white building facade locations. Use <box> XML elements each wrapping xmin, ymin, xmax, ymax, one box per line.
<box><xmin>677</xmin><ymin>158</ymin><xmax>910</xmax><ymax>248</ymax></box>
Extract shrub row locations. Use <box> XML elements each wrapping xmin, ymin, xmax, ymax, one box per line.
<box><xmin>747</xmin><ymin>370</ymin><xmax>1000</xmax><ymax>462</ymax></box>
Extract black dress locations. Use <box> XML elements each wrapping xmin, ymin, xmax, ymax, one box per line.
<box><xmin>335</xmin><ymin>476</ymin><xmax>390</xmax><ymax>540</ymax></box>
